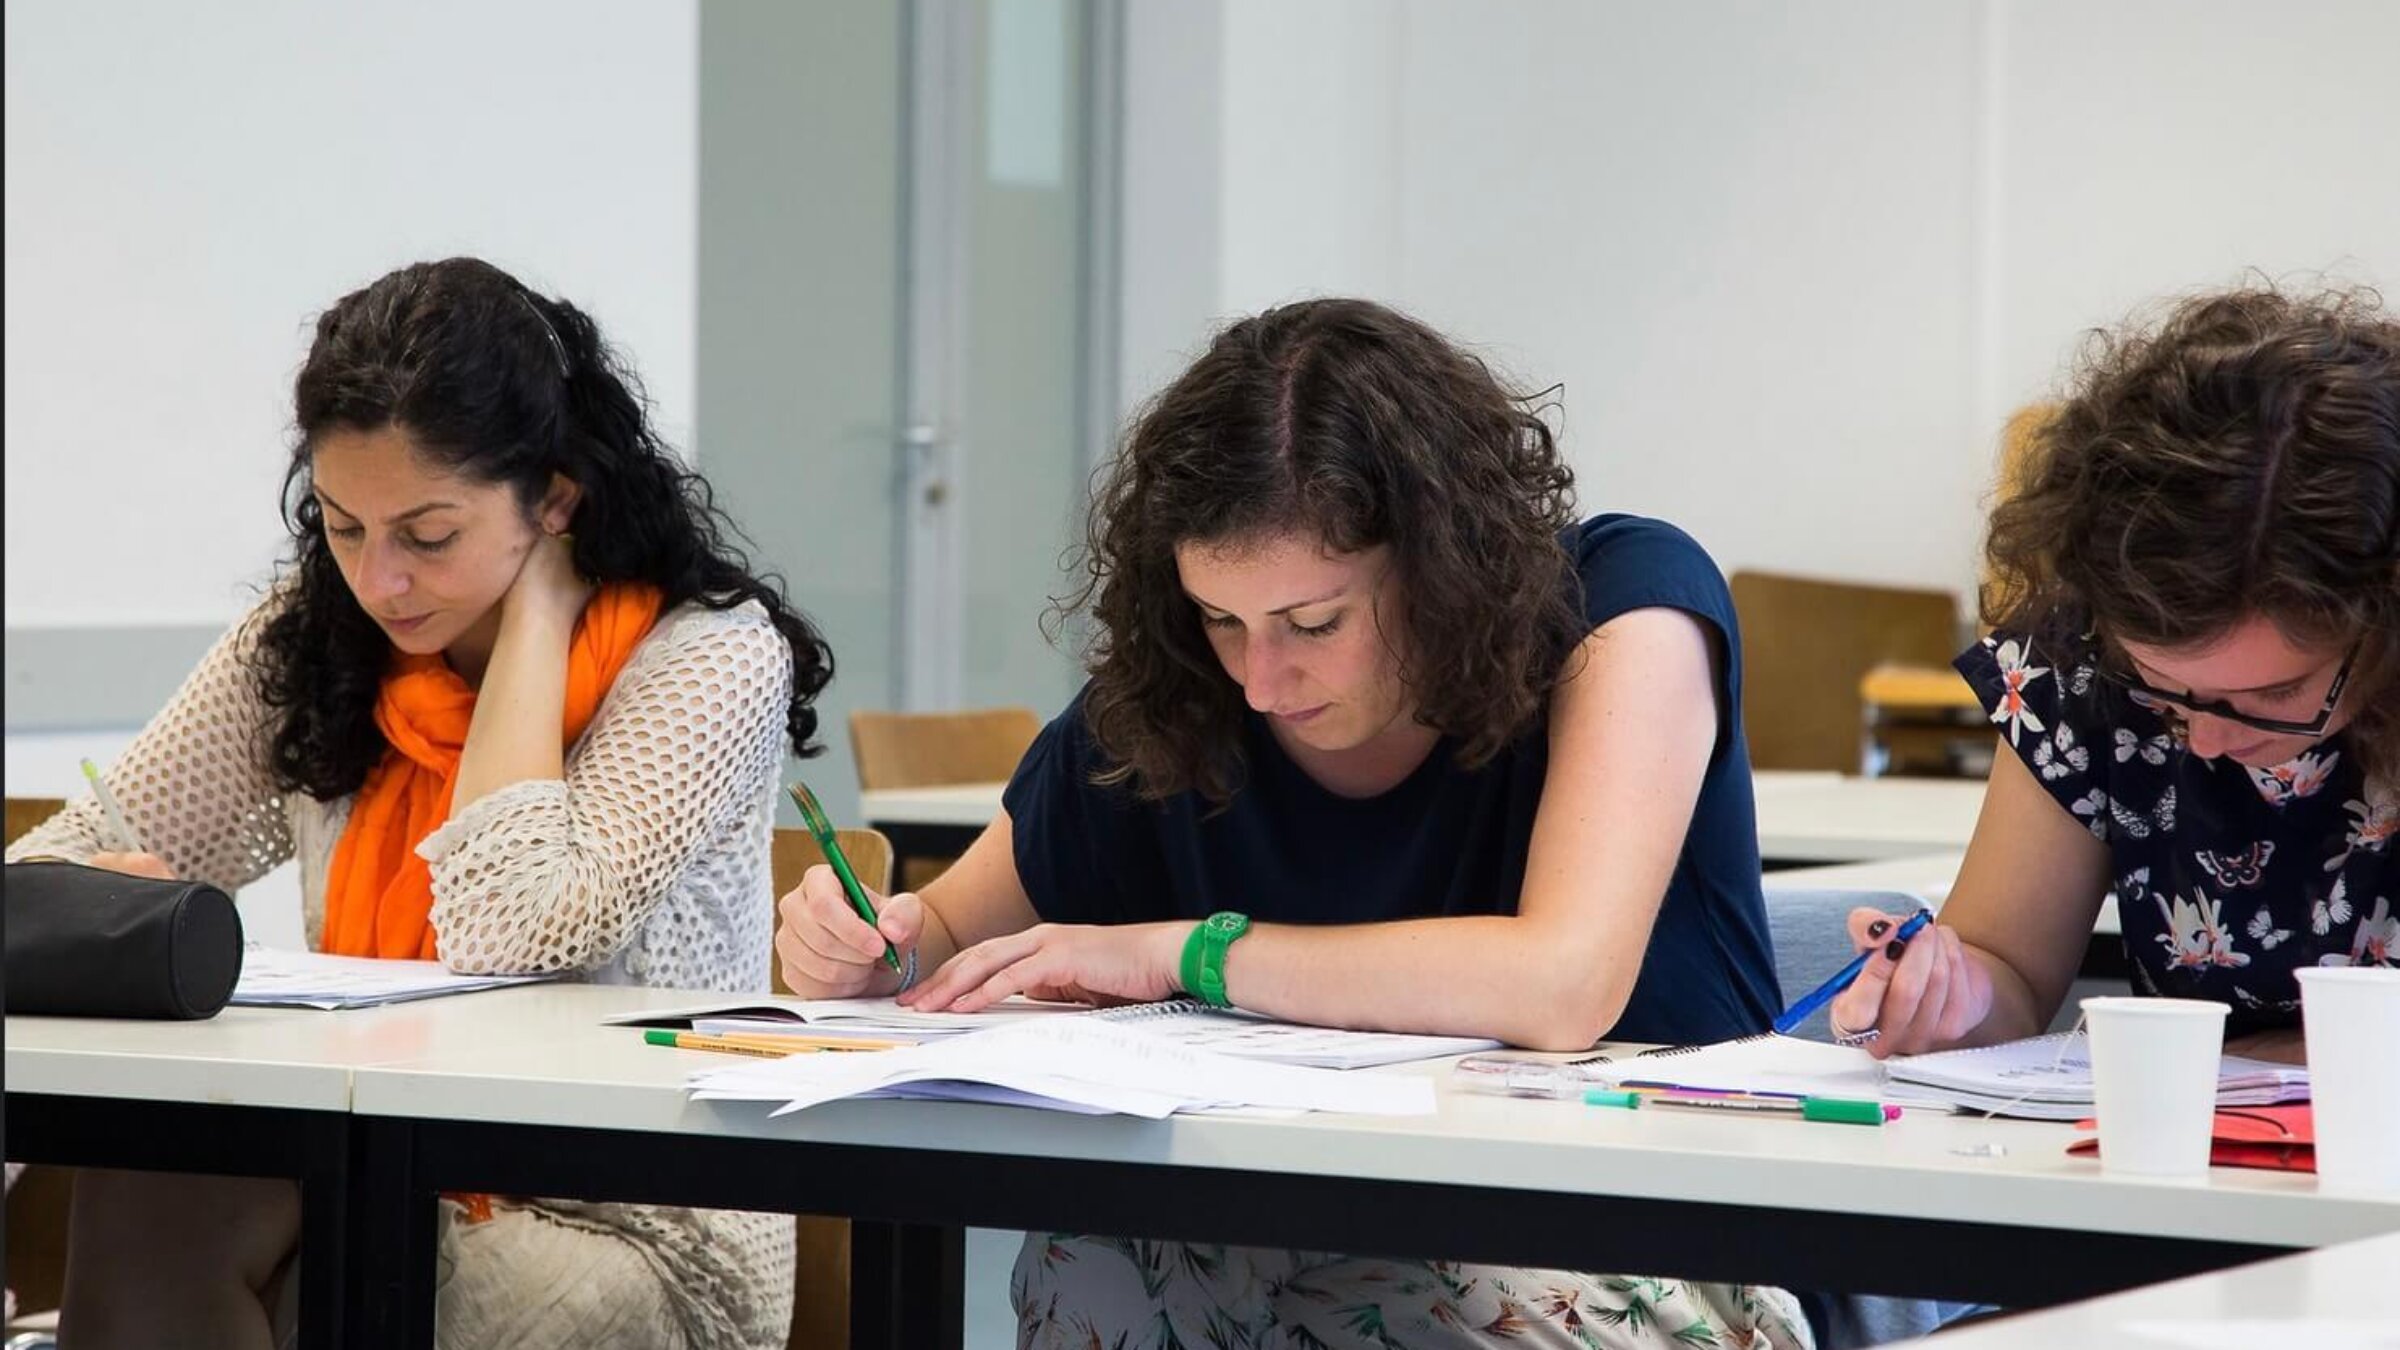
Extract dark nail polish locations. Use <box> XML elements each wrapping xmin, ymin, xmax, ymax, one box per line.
<box><xmin>1885</xmin><ymin>939</ymin><xmax>1909</xmax><ymax>961</ymax></box>
<box><xmin>1867</xmin><ymin>920</ymin><xmax>1892</xmax><ymax>940</ymax></box>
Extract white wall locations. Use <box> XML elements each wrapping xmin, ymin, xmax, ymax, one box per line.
<box><xmin>3</xmin><ymin>0</ymin><xmax>698</xmax><ymax>630</ymax></box>
<box><xmin>1123</xmin><ymin>0</ymin><xmax>2400</xmax><ymax>602</ymax></box>
<box><xmin>4</xmin><ymin>0</ymin><xmax>698</xmax><ymax>938</ymax></box>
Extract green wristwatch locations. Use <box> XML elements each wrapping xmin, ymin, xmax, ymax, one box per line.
<box><xmin>1180</xmin><ymin>911</ymin><xmax>1252</xmax><ymax>1009</ymax></box>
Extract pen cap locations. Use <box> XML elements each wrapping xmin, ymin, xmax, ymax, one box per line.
<box><xmin>1800</xmin><ymin>1098</ymin><xmax>1887</xmax><ymax>1126</ymax></box>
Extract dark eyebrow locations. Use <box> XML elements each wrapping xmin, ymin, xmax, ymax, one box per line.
<box><xmin>315</xmin><ymin>489</ymin><xmax>460</xmax><ymax>527</ymax></box>
<box><xmin>2130</xmin><ymin>658</ymin><xmax>2311</xmax><ymax>697</ymax></box>
<box><xmin>1184</xmin><ymin>586</ymin><xmax>1349</xmax><ymax>618</ymax></box>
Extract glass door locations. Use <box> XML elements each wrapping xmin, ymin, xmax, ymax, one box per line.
<box><xmin>697</xmin><ymin>0</ymin><xmax>1110</xmax><ymax>825</ymax></box>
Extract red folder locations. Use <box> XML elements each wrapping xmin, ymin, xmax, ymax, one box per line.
<box><xmin>2067</xmin><ymin>1104</ymin><xmax>2316</xmax><ymax>1172</ymax></box>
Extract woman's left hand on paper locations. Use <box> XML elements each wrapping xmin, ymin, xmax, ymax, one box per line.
<box><xmin>900</xmin><ymin>921</ymin><xmax>1188</xmax><ymax>1013</ymax></box>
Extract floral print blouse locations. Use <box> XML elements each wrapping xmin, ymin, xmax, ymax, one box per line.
<box><xmin>1959</xmin><ymin>629</ymin><xmax>2398</xmax><ymax>1036</ymax></box>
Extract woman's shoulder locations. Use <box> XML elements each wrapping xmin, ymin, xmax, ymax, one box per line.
<box><xmin>1567</xmin><ymin>513</ymin><xmax>1733</xmax><ymax>625</ymax></box>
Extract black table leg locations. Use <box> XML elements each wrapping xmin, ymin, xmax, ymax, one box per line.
<box><xmin>850</xmin><ymin>1219</ymin><xmax>965</xmax><ymax>1350</ymax></box>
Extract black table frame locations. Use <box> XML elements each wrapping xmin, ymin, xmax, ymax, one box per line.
<box><xmin>5</xmin><ymin>1092</ymin><xmax>357</xmax><ymax>1348</ymax></box>
<box><xmin>344</xmin><ymin>1112</ymin><xmax>2290</xmax><ymax>1350</ymax></box>
<box><xmin>4</xmin><ymin>1087</ymin><xmax>2308</xmax><ymax>1350</ymax></box>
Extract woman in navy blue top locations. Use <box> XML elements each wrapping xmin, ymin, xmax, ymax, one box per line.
<box><xmin>1832</xmin><ymin>286</ymin><xmax>2397</xmax><ymax>1064</ymax></box>
<box><xmin>777</xmin><ymin>299</ymin><xmax>1807</xmax><ymax>1349</ymax></box>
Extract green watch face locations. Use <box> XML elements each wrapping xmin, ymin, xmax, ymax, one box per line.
<box><xmin>1207</xmin><ymin>911</ymin><xmax>1250</xmax><ymax>939</ymax></box>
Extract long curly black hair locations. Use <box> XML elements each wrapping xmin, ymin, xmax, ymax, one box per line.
<box><xmin>252</xmin><ymin>257</ymin><xmax>833</xmax><ymax>800</ymax></box>
<box><xmin>1062</xmin><ymin>297</ymin><xmax>1585</xmax><ymax>803</ymax></box>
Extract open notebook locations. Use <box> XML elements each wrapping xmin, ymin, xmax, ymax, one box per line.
<box><xmin>616</xmin><ymin>996</ymin><xmax>1498</xmax><ymax>1069</ymax></box>
<box><xmin>1582</xmin><ymin>1030</ymin><xmax>2310</xmax><ymax>1121</ymax></box>
<box><xmin>1888</xmin><ymin>1030</ymin><xmax>2309</xmax><ymax>1121</ymax></box>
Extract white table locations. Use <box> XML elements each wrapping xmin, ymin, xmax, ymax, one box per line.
<box><xmin>1749</xmin><ymin>770</ymin><xmax>1988</xmax><ymax>863</ymax></box>
<box><xmin>1882</xmin><ymin>1228</ymin><xmax>2400</xmax><ymax>1347</ymax></box>
<box><xmin>863</xmin><ymin>773</ymin><xmax>1992</xmax><ymax>869</ymax></box>
<box><xmin>3</xmin><ymin>997</ymin><xmax>558</xmax><ymax>1347</ymax></box>
<box><xmin>1768</xmin><ymin>851</ymin><xmax>2126</xmax><ymax>938</ymax></box>
<box><xmin>337</xmin><ymin>985</ymin><xmax>2399</xmax><ymax>1345</ymax></box>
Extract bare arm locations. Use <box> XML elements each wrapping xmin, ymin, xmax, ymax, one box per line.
<box><xmin>1831</xmin><ymin>740</ymin><xmax>2113</xmax><ymax>1056</ymax></box>
<box><xmin>896</xmin><ymin>608</ymin><xmax>1726</xmax><ymax>1051</ymax></box>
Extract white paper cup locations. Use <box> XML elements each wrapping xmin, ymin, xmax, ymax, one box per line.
<box><xmin>2295</xmin><ymin>967</ymin><xmax>2400</xmax><ymax>1195</ymax></box>
<box><xmin>2081</xmin><ymin>996</ymin><xmax>2228</xmax><ymax>1177</ymax></box>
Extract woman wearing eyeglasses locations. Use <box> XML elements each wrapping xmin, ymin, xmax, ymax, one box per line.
<box><xmin>1831</xmin><ymin>285</ymin><xmax>2399</xmax><ymax>1063</ymax></box>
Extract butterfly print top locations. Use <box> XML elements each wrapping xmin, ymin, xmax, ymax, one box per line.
<box><xmin>1961</xmin><ymin>629</ymin><xmax>2397</xmax><ymax>1036</ymax></box>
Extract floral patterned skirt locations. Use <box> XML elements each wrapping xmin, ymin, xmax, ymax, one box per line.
<box><xmin>1012</xmin><ymin>1235</ymin><xmax>1816</xmax><ymax>1350</ymax></box>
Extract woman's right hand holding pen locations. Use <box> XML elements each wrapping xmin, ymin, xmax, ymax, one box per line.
<box><xmin>775</xmin><ymin>864</ymin><xmax>923</xmax><ymax>997</ymax></box>
<box><xmin>1827</xmin><ymin>908</ymin><xmax>1994</xmax><ymax>1059</ymax></box>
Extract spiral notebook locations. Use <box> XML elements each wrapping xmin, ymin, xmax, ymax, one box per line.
<box><xmin>1582</xmin><ymin>1030</ymin><xmax>2311</xmax><ymax>1120</ymax></box>
<box><xmin>1886</xmin><ymin>1031</ymin><xmax>2310</xmax><ymax>1121</ymax></box>
<box><xmin>623</xmin><ymin>995</ymin><xmax>1496</xmax><ymax>1069</ymax></box>
<box><xmin>1087</xmin><ymin>1000</ymin><xmax>1501</xmax><ymax>1069</ymax></box>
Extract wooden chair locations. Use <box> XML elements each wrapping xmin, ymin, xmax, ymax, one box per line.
<box><xmin>1729</xmin><ymin>573</ymin><xmax>1965</xmax><ymax>775</ymax></box>
<box><xmin>5</xmin><ymin>799</ymin><xmax>70</xmax><ymax>1327</ymax></box>
<box><xmin>848</xmin><ymin>708</ymin><xmax>1040</xmax><ymax>890</ymax></box>
<box><xmin>766</xmin><ymin>824</ymin><xmax>893</xmax><ymax>1350</ymax></box>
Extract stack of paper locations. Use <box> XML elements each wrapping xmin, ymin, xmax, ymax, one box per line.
<box><xmin>231</xmin><ymin>945</ymin><xmax>552</xmax><ymax>1010</ymax></box>
<box><xmin>1583</xmin><ymin>1032</ymin><xmax>1943</xmax><ymax>1106</ymax></box>
<box><xmin>1092</xmin><ymin>1000</ymin><xmax>1501</xmax><ymax>1068</ymax></box>
<box><xmin>1887</xmin><ymin>1031</ymin><xmax>2309</xmax><ymax>1121</ymax></box>
<box><xmin>631</xmin><ymin>995</ymin><xmax>1499</xmax><ymax>1068</ymax></box>
<box><xmin>1589</xmin><ymin>1029</ymin><xmax>2312</xmax><ymax>1122</ymax></box>
<box><xmin>686</xmin><ymin>1016</ymin><xmax>1436</xmax><ymax>1118</ymax></box>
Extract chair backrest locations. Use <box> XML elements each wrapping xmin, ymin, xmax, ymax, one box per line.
<box><xmin>769</xmin><ymin>826</ymin><xmax>895</xmax><ymax>997</ymax></box>
<box><xmin>765</xmin><ymin>825</ymin><xmax>895</xmax><ymax>1350</ymax></box>
<box><xmin>848</xmin><ymin>707</ymin><xmax>1041</xmax><ymax>790</ymax></box>
<box><xmin>5</xmin><ymin>797</ymin><xmax>66</xmax><ymax>848</ymax></box>
<box><xmin>1758</xmin><ymin>886</ymin><xmax>1924</xmax><ymax>1041</ymax></box>
<box><xmin>1729</xmin><ymin>572</ymin><xmax>1961</xmax><ymax>773</ymax></box>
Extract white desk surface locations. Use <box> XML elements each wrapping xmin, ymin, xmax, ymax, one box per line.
<box><xmin>1769</xmin><ymin>851</ymin><xmax>2126</xmax><ymax>938</ymax></box>
<box><xmin>860</xmin><ymin>782</ymin><xmax>1010</xmax><ymax>828</ymax></box>
<box><xmin>344</xmin><ymin>985</ymin><xmax>2399</xmax><ymax>1253</ymax></box>
<box><xmin>862</xmin><ymin>773</ymin><xmax>1992</xmax><ymax>863</ymax></box>
<box><xmin>1</xmin><ymin>980</ymin><xmax>684</xmax><ymax>1112</ymax></box>
<box><xmin>1883</xmin><ymin>1227</ymin><xmax>2400</xmax><ymax>1346</ymax></box>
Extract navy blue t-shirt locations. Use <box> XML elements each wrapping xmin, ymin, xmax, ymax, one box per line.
<box><xmin>1004</xmin><ymin>513</ymin><xmax>1781</xmax><ymax>1048</ymax></box>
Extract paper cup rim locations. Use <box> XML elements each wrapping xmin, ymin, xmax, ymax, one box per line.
<box><xmin>2079</xmin><ymin>995</ymin><xmax>2230</xmax><ymax>1018</ymax></box>
<box><xmin>2294</xmin><ymin>967</ymin><xmax>2400</xmax><ymax>988</ymax></box>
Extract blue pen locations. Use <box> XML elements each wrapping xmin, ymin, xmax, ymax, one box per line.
<box><xmin>1772</xmin><ymin>908</ymin><xmax>1934</xmax><ymax>1036</ymax></box>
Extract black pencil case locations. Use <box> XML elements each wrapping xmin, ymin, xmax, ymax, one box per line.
<box><xmin>4</xmin><ymin>859</ymin><xmax>245</xmax><ymax>1019</ymax></box>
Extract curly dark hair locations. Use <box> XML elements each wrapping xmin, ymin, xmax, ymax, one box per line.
<box><xmin>1984</xmin><ymin>284</ymin><xmax>2400</xmax><ymax>787</ymax></box>
<box><xmin>253</xmin><ymin>257</ymin><xmax>834</xmax><ymax>800</ymax></box>
<box><xmin>1063</xmin><ymin>297</ymin><xmax>1584</xmax><ymax>803</ymax></box>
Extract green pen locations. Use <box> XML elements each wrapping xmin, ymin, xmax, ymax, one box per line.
<box><xmin>788</xmin><ymin>782</ymin><xmax>902</xmax><ymax>973</ymax></box>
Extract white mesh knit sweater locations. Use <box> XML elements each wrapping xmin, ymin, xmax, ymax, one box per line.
<box><xmin>9</xmin><ymin>593</ymin><xmax>800</xmax><ymax>1349</ymax></box>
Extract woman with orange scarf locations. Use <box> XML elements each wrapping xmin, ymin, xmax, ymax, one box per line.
<box><xmin>8</xmin><ymin>258</ymin><xmax>836</xmax><ymax>1350</ymax></box>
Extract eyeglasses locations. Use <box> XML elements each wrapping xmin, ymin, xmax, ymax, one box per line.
<box><xmin>2101</xmin><ymin>642</ymin><xmax>2358</xmax><ymax>738</ymax></box>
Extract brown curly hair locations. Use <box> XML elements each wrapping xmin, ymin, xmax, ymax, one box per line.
<box><xmin>1061</xmin><ymin>298</ymin><xmax>1585</xmax><ymax>803</ymax></box>
<box><xmin>1983</xmin><ymin>284</ymin><xmax>2400</xmax><ymax>788</ymax></box>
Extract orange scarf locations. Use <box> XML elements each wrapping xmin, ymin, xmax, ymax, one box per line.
<box><xmin>323</xmin><ymin>583</ymin><xmax>666</xmax><ymax>960</ymax></box>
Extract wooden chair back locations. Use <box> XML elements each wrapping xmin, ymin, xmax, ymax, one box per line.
<box><xmin>847</xmin><ymin>708</ymin><xmax>1041</xmax><ymax>791</ymax></box>
<box><xmin>1729</xmin><ymin>572</ymin><xmax>1962</xmax><ymax>773</ymax></box>
<box><xmin>765</xmin><ymin>823</ymin><xmax>893</xmax><ymax>1350</ymax></box>
<box><xmin>5</xmin><ymin>796</ymin><xmax>65</xmax><ymax>847</ymax></box>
